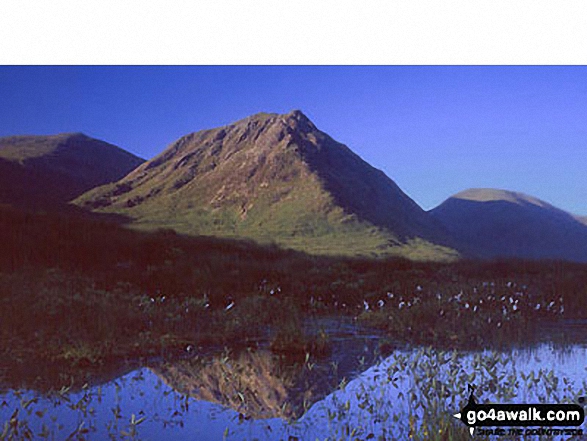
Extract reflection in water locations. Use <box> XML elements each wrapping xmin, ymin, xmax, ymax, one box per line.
<box><xmin>152</xmin><ymin>319</ymin><xmax>386</xmax><ymax>422</ymax></box>
<box><xmin>154</xmin><ymin>349</ymin><xmax>333</xmax><ymax>420</ymax></box>
<box><xmin>0</xmin><ymin>357</ymin><xmax>139</xmax><ymax>396</ymax></box>
<box><xmin>1</xmin><ymin>330</ymin><xmax>587</xmax><ymax>439</ymax></box>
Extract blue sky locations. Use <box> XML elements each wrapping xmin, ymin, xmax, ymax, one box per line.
<box><xmin>0</xmin><ymin>66</ymin><xmax>586</xmax><ymax>215</ymax></box>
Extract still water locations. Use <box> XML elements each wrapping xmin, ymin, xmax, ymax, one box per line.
<box><xmin>1</xmin><ymin>320</ymin><xmax>587</xmax><ymax>440</ymax></box>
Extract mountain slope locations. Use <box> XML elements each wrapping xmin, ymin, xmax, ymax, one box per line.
<box><xmin>0</xmin><ymin>133</ymin><xmax>144</xmax><ymax>210</ymax></box>
<box><xmin>77</xmin><ymin>111</ymin><xmax>457</xmax><ymax>260</ymax></box>
<box><xmin>430</xmin><ymin>188</ymin><xmax>587</xmax><ymax>262</ymax></box>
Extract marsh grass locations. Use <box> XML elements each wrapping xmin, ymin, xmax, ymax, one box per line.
<box><xmin>316</xmin><ymin>348</ymin><xmax>587</xmax><ymax>441</ymax></box>
<box><xmin>0</xmin><ymin>270</ymin><xmax>322</xmax><ymax>393</ymax></box>
<box><xmin>359</xmin><ymin>273</ymin><xmax>587</xmax><ymax>349</ymax></box>
<box><xmin>4</xmin><ymin>349</ymin><xmax>584</xmax><ymax>440</ymax></box>
<box><xmin>2</xmin><ymin>207</ymin><xmax>587</xmax><ymax>438</ymax></box>
<box><xmin>2</xmin><ymin>208</ymin><xmax>587</xmax><ymax>389</ymax></box>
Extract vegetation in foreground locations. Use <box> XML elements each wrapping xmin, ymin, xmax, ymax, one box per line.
<box><xmin>2</xmin><ymin>348</ymin><xmax>586</xmax><ymax>440</ymax></box>
<box><xmin>1</xmin><ymin>205</ymin><xmax>587</xmax><ymax>392</ymax></box>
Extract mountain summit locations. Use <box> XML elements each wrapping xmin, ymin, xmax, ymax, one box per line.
<box><xmin>430</xmin><ymin>188</ymin><xmax>587</xmax><ymax>261</ymax></box>
<box><xmin>447</xmin><ymin>188</ymin><xmax>554</xmax><ymax>208</ymax></box>
<box><xmin>0</xmin><ymin>133</ymin><xmax>144</xmax><ymax>209</ymax></box>
<box><xmin>78</xmin><ymin>111</ymin><xmax>456</xmax><ymax>259</ymax></box>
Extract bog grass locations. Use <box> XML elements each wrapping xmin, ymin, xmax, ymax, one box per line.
<box><xmin>1</xmin><ymin>205</ymin><xmax>587</xmax><ymax>391</ymax></box>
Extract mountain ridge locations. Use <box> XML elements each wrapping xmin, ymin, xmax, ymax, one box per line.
<box><xmin>76</xmin><ymin>110</ymin><xmax>457</xmax><ymax>260</ymax></box>
<box><xmin>2</xmin><ymin>117</ymin><xmax>586</xmax><ymax>262</ymax></box>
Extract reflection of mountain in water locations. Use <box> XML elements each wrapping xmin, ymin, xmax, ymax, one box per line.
<box><xmin>153</xmin><ymin>321</ymin><xmax>386</xmax><ymax>420</ymax></box>
<box><xmin>153</xmin><ymin>349</ymin><xmax>336</xmax><ymax>420</ymax></box>
<box><xmin>0</xmin><ymin>318</ymin><xmax>386</xmax><ymax>421</ymax></box>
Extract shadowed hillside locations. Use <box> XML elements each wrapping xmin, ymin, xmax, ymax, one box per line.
<box><xmin>76</xmin><ymin>111</ymin><xmax>457</xmax><ymax>260</ymax></box>
<box><xmin>0</xmin><ymin>133</ymin><xmax>144</xmax><ymax>210</ymax></box>
<box><xmin>430</xmin><ymin>188</ymin><xmax>587</xmax><ymax>262</ymax></box>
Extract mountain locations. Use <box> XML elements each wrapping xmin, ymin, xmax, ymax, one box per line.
<box><xmin>430</xmin><ymin>188</ymin><xmax>587</xmax><ymax>262</ymax></box>
<box><xmin>76</xmin><ymin>110</ymin><xmax>457</xmax><ymax>260</ymax></box>
<box><xmin>0</xmin><ymin>133</ymin><xmax>144</xmax><ymax>210</ymax></box>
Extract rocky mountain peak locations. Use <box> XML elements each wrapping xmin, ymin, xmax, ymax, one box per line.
<box><xmin>76</xmin><ymin>110</ymin><xmax>457</xmax><ymax>259</ymax></box>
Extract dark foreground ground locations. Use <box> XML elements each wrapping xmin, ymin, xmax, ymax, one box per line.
<box><xmin>1</xmin><ymin>205</ymin><xmax>587</xmax><ymax>393</ymax></box>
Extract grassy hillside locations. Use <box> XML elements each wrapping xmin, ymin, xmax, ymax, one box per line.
<box><xmin>76</xmin><ymin>111</ymin><xmax>457</xmax><ymax>260</ymax></box>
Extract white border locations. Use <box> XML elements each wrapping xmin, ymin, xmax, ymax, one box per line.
<box><xmin>1</xmin><ymin>0</ymin><xmax>586</xmax><ymax>64</ymax></box>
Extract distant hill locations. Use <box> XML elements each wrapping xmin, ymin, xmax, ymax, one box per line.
<box><xmin>0</xmin><ymin>133</ymin><xmax>144</xmax><ymax>210</ymax></box>
<box><xmin>430</xmin><ymin>188</ymin><xmax>587</xmax><ymax>262</ymax></box>
<box><xmin>77</xmin><ymin>111</ymin><xmax>457</xmax><ymax>260</ymax></box>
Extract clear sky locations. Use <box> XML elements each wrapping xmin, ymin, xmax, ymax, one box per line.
<box><xmin>0</xmin><ymin>66</ymin><xmax>586</xmax><ymax>215</ymax></box>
